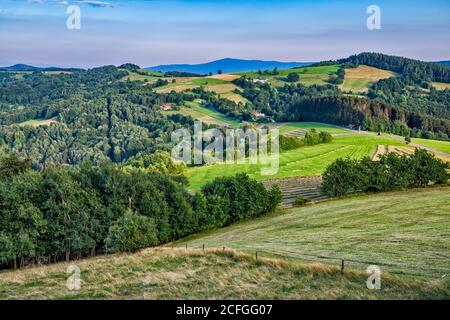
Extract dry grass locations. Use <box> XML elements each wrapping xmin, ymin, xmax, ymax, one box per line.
<box><xmin>340</xmin><ymin>65</ymin><xmax>395</xmax><ymax>93</ymax></box>
<box><xmin>432</xmin><ymin>82</ymin><xmax>450</xmax><ymax>90</ymax></box>
<box><xmin>373</xmin><ymin>144</ymin><xmax>450</xmax><ymax>162</ymax></box>
<box><xmin>0</xmin><ymin>248</ymin><xmax>448</xmax><ymax>300</ymax></box>
<box><xmin>155</xmin><ymin>85</ymin><xmax>199</xmax><ymax>93</ymax></box>
<box><xmin>207</xmin><ymin>74</ymin><xmax>241</xmax><ymax>81</ymax></box>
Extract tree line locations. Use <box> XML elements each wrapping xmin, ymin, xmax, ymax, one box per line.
<box><xmin>321</xmin><ymin>149</ymin><xmax>449</xmax><ymax>197</ymax></box>
<box><xmin>0</xmin><ymin>154</ymin><xmax>280</xmax><ymax>269</ymax></box>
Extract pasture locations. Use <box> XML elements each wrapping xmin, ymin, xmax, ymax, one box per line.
<box><xmin>340</xmin><ymin>65</ymin><xmax>395</xmax><ymax>93</ymax></box>
<box><xmin>18</xmin><ymin>117</ymin><xmax>58</xmax><ymax>127</ymax></box>
<box><xmin>166</xmin><ymin>101</ymin><xmax>241</xmax><ymax>127</ymax></box>
<box><xmin>236</xmin><ymin>65</ymin><xmax>340</xmax><ymax>87</ymax></box>
<box><xmin>178</xmin><ymin>187</ymin><xmax>450</xmax><ymax>280</ymax></box>
<box><xmin>186</xmin><ymin>130</ymin><xmax>406</xmax><ymax>190</ymax></box>
<box><xmin>412</xmin><ymin>138</ymin><xmax>450</xmax><ymax>154</ymax></box>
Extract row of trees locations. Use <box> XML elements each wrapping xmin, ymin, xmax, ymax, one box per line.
<box><xmin>0</xmin><ymin>154</ymin><xmax>280</xmax><ymax>269</ymax></box>
<box><xmin>280</xmin><ymin>129</ymin><xmax>333</xmax><ymax>151</ymax></box>
<box><xmin>321</xmin><ymin>149</ymin><xmax>449</xmax><ymax>196</ymax></box>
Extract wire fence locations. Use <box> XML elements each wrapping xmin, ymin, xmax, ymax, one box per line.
<box><xmin>168</xmin><ymin>244</ymin><xmax>449</xmax><ymax>279</ymax></box>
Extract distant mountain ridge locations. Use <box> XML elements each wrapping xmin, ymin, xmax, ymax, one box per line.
<box><xmin>145</xmin><ymin>58</ymin><xmax>312</xmax><ymax>75</ymax></box>
<box><xmin>0</xmin><ymin>64</ymin><xmax>82</xmax><ymax>72</ymax></box>
<box><xmin>433</xmin><ymin>61</ymin><xmax>450</xmax><ymax>67</ymax></box>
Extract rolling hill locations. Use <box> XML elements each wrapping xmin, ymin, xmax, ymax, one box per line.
<box><xmin>1</xmin><ymin>188</ymin><xmax>449</xmax><ymax>300</ymax></box>
<box><xmin>177</xmin><ymin>187</ymin><xmax>450</xmax><ymax>280</ymax></box>
<box><xmin>0</xmin><ymin>64</ymin><xmax>81</xmax><ymax>72</ymax></box>
<box><xmin>146</xmin><ymin>58</ymin><xmax>311</xmax><ymax>75</ymax></box>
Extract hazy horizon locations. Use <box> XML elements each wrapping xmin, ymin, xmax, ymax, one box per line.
<box><xmin>1</xmin><ymin>0</ymin><xmax>449</xmax><ymax>68</ymax></box>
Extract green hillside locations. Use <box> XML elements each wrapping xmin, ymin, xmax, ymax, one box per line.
<box><xmin>177</xmin><ymin>187</ymin><xmax>450</xmax><ymax>280</ymax></box>
<box><xmin>186</xmin><ymin>129</ymin><xmax>405</xmax><ymax>190</ymax></box>
<box><xmin>236</xmin><ymin>65</ymin><xmax>340</xmax><ymax>86</ymax></box>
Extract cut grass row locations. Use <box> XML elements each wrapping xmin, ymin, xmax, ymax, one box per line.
<box><xmin>177</xmin><ymin>187</ymin><xmax>450</xmax><ymax>281</ymax></box>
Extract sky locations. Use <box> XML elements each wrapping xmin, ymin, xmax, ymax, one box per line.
<box><xmin>0</xmin><ymin>0</ymin><xmax>449</xmax><ymax>68</ymax></box>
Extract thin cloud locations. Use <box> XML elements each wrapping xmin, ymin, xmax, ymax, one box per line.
<box><xmin>76</xmin><ymin>1</ymin><xmax>114</xmax><ymax>8</ymax></box>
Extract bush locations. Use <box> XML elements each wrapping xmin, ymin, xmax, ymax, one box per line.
<box><xmin>286</xmin><ymin>73</ymin><xmax>300</xmax><ymax>83</ymax></box>
<box><xmin>106</xmin><ymin>213</ymin><xmax>158</xmax><ymax>252</ymax></box>
<box><xmin>201</xmin><ymin>173</ymin><xmax>281</xmax><ymax>226</ymax></box>
<box><xmin>294</xmin><ymin>196</ymin><xmax>309</xmax><ymax>207</ymax></box>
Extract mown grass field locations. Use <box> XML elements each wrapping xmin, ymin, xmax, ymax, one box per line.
<box><xmin>166</xmin><ymin>101</ymin><xmax>241</xmax><ymax>127</ymax></box>
<box><xmin>1</xmin><ymin>247</ymin><xmax>448</xmax><ymax>299</ymax></box>
<box><xmin>186</xmin><ymin>131</ymin><xmax>405</xmax><ymax>190</ymax></box>
<box><xmin>236</xmin><ymin>65</ymin><xmax>340</xmax><ymax>87</ymax></box>
<box><xmin>412</xmin><ymin>138</ymin><xmax>450</xmax><ymax>154</ymax></box>
<box><xmin>178</xmin><ymin>187</ymin><xmax>450</xmax><ymax>280</ymax></box>
<box><xmin>278</xmin><ymin>122</ymin><xmax>350</xmax><ymax>135</ymax></box>
<box><xmin>154</xmin><ymin>76</ymin><xmax>246</xmax><ymax>103</ymax></box>
<box><xmin>339</xmin><ymin>65</ymin><xmax>395</xmax><ymax>93</ymax></box>
<box><xmin>18</xmin><ymin>117</ymin><xmax>58</xmax><ymax>127</ymax></box>
<box><xmin>432</xmin><ymin>82</ymin><xmax>450</xmax><ymax>90</ymax></box>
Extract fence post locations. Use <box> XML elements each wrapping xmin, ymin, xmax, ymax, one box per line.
<box><xmin>202</xmin><ymin>244</ymin><xmax>205</xmax><ymax>252</ymax></box>
<box><xmin>341</xmin><ymin>259</ymin><xmax>345</xmax><ymax>274</ymax></box>
<box><xmin>185</xmin><ymin>244</ymin><xmax>188</xmax><ymax>250</ymax></box>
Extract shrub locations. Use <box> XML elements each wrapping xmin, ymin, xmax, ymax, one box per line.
<box><xmin>201</xmin><ymin>173</ymin><xmax>281</xmax><ymax>226</ymax></box>
<box><xmin>106</xmin><ymin>213</ymin><xmax>158</xmax><ymax>253</ymax></box>
<box><xmin>294</xmin><ymin>196</ymin><xmax>309</xmax><ymax>207</ymax></box>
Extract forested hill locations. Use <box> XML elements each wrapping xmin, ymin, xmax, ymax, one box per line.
<box><xmin>0</xmin><ymin>66</ymin><xmax>208</xmax><ymax>168</ymax></box>
<box><xmin>338</xmin><ymin>52</ymin><xmax>450</xmax><ymax>83</ymax></box>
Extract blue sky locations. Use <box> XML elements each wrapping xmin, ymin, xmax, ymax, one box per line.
<box><xmin>0</xmin><ymin>0</ymin><xmax>449</xmax><ymax>68</ymax></box>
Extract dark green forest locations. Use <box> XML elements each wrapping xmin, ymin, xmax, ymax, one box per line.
<box><xmin>0</xmin><ymin>154</ymin><xmax>280</xmax><ymax>269</ymax></box>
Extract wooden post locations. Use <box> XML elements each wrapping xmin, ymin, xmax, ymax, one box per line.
<box><xmin>202</xmin><ymin>244</ymin><xmax>205</xmax><ymax>252</ymax></box>
<box><xmin>185</xmin><ymin>244</ymin><xmax>188</xmax><ymax>250</ymax></box>
<box><xmin>341</xmin><ymin>259</ymin><xmax>345</xmax><ymax>274</ymax></box>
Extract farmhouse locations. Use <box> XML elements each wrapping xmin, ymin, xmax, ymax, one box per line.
<box><xmin>252</xmin><ymin>111</ymin><xmax>266</xmax><ymax>118</ymax></box>
<box><xmin>253</xmin><ymin>78</ymin><xmax>268</xmax><ymax>84</ymax></box>
<box><xmin>160</xmin><ymin>104</ymin><xmax>173</xmax><ymax>111</ymax></box>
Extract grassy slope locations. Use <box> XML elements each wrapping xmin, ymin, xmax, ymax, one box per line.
<box><xmin>432</xmin><ymin>82</ymin><xmax>450</xmax><ymax>90</ymax></box>
<box><xmin>178</xmin><ymin>187</ymin><xmax>450</xmax><ymax>280</ymax></box>
<box><xmin>236</xmin><ymin>65</ymin><xmax>340</xmax><ymax>87</ymax></box>
<box><xmin>0</xmin><ymin>248</ymin><xmax>448</xmax><ymax>300</ymax></box>
<box><xmin>339</xmin><ymin>65</ymin><xmax>395</xmax><ymax>93</ymax></box>
<box><xmin>186</xmin><ymin>132</ymin><xmax>405</xmax><ymax>190</ymax></box>
<box><xmin>166</xmin><ymin>101</ymin><xmax>241</xmax><ymax>127</ymax></box>
<box><xmin>412</xmin><ymin>138</ymin><xmax>450</xmax><ymax>154</ymax></box>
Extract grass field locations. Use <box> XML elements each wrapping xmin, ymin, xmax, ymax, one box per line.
<box><xmin>412</xmin><ymin>138</ymin><xmax>450</xmax><ymax>154</ymax></box>
<box><xmin>18</xmin><ymin>117</ymin><xmax>58</xmax><ymax>127</ymax></box>
<box><xmin>432</xmin><ymin>82</ymin><xmax>450</xmax><ymax>90</ymax></box>
<box><xmin>278</xmin><ymin>122</ymin><xmax>350</xmax><ymax>135</ymax></box>
<box><xmin>340</xmin><ymin>65</ymin><xmax>395</xmax><ymax>93</ymax></box>
<box><xmin>186</xmin><ymin>131</ymin><xmax>405</xmax><ymax>190</ymax></box>
<box><xmin>178</xmin><ymin>187</ymin><xmax>450</xmax><ymax>280</ymax></box>
<box><xmin>154</xmin><ymin>76</ymin><xmax>246</xmax><ymax>103</ymax></box>
<box><xmin>166</xmin><ymin>101</ymin><xmax>241</xmax><ymax>127</ymax></box>
<box><xmin>236</xmin><ymin>65</ymin><xmax>340</xmax><ymax>87</ymax></box>
<box><xmin>0</xmin><ymin>247</ymin><xmax>448</xmax><ymax>300</ymax></box>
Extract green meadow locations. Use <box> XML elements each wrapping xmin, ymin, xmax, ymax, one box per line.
<box><xmin>178</xmin><ymin>187</ymin><xmax>450</xmax><ymax>280</ymax></box>
<box><xmin>411</xmin><ymin>138</ymin><xmax>450</xmax><ymax>154</ymax></box>
<box><xmin>186</xmin><ymin>131</ymin><xmax>405</xmax><ymax>190</ymax></box>
<box><xmin>236</xmin><ymin>65</ymin><xmax>340</xmax><ymax>87</ymax></box>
